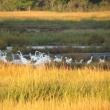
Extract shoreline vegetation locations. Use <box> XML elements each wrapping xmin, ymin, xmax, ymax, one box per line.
<box><xmin>0</xmin><ymin>13</ymin><xmax>110</xmax><ymax>53</ymax></box>
<box><xmin>0</xmin><ymin>0</ymin><xmax>110</xmax><ymax>12</ymax></box>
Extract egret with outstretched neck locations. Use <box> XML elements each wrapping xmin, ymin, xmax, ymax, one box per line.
<box><xmin>17</xmin><ymin>51</ymin><xmax>30</xmax><ymax>64</ymax></box>
<box><xmin>87</xmin><ymin>56</ymin><xmax>93</xmax><ymax>64</ymax></box>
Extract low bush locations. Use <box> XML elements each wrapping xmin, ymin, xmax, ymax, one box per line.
<box><xmin>88</xmin><ymin>34</ymin><xmax>105</xmax><ymax>45</ymax></box>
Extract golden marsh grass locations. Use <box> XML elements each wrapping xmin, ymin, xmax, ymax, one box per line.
<box><xmin>0</xmin><ymin>11</ymin><xmax>110</xmax><ymax>20</ymax></box>
<box><xmin>1</xmin><ymin>99</ymin><xmax>110</xmax><ymax>110</ymax></box>
<box><xmin>0</xmin><ymin>63</ymin><xmax>110</xmax><ymax>110</ymax></box>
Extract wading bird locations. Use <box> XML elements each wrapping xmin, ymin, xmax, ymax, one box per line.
<box><xmin>29</xmin><ymin>50</ymin><xmax>40</xmax><ymax>62</ymax></box>
<box><xmin>65</xmin><ymin>57</ymin><xmax>72</xmax><ymax>64</ymax></box>
<box><xmin>87</xmin><ymin>56</ymin><xmax>93</xmax><ymax>65</ymax></box>
<box><xmin>99</xmin><ymin>56</ymin><xmax>106</xmax><ymax>64</ymax></box>
<box><xmin>54</xmin><ymin>56</ymin><xmax>63</xmax><ymax>63</ymax></box>
<box><xmin>11</xmin><ymin>54</ymin><xmax>21</xmax><ymax>64</ymax></box>
<box><xmin>75</xmin><ymin>59</ymin><xmax>84</xmax><ymax>65</ymax></box>
<box><xmin>17</xmin><ymin>51</ymin><xmax>30</xmax><ymax>64</ymax></box>
<box><xmin>0</xmin><ymin>52</ymin><xmax>7</xmax><ymax>63</ymax></box>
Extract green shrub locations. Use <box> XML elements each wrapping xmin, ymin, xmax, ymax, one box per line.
<box><xmin>88</xmin><ymin>34</ymin><xmax>105</xmax><ymax>45</ymax></box>
<box><xmin>0</xmin><ymin>39</ymin><xmax>6</xmax><ymax>49</ymax></box>
<box><xmin>4</xmin><ymin>37</ymin><xmax>30</xmax><ymax>46</ymax></box>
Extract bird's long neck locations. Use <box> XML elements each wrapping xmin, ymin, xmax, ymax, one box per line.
<box><xmin>80</xmin><ymin>59</ymin><xmax>83</xmax><ymax>63</ymax></box>
<box><xmin>29</xmin><ymin>53</ymin><xmax>32</xmax><ymax>57</ymax></box>
<box><xmin>35</xmin><ymin>51</ymin><xmax>37</xmax><ymax>56</ymax></box>
<box><xmin>91</xmin><ymin>56</ymin><xmax>93</xmax><ymax>60</ymax></box>
<box><xmin>19</xmin><ymin>51</ymin><xmax>23</xmax><ymax>57</ymax></box>
<box><xmin>35</xmin><ymin>51</ymin><xmax>39</xmax><ymax>56</ymax></box>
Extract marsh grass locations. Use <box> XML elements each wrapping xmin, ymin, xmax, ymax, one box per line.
<box><xmin>0</xmin><ymin>19</ymin><xmax>110</xmax><ymax>53</ymax></box>
<box><xmin>1</xmin><ymin>99</ymin><xmax>110</xmax><ymax>110</ymax></box>
<box><xmin>0</xmin><ymin>11</ymin><xmax>110</xmax><ymax>20</ymax></box>
<box><xmin>0</xmin><ymin>63</ymin><xmax>110</xmax><ymax>109</ymax></box>
<box><xmin>0</xmin><ymin>11</ymin><xmax>110</xmax><ymax>110</ymax></box>
<box><xmin>0</xmin><ymin>20</ymin><xmax>110</xmax><ymax>51</ymax></box>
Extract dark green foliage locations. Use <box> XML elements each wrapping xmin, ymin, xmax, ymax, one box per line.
<box><xmin>0</xmin><ymin>0</ymin><xmax>110</xmax><ymax>11</ymax></box>
<box><xmin>57</xmin><ymin>0</ymin><xmax>70</xmax><ymax>4</ymax></box>
<box><xmin>0</xmin><ymin>39</ymin><xmax>6</xmax><ymax>49</ymax></box>
<box><xmin>0</xmin><ymin>20</ymin><xmax>110</xmax><ymax>53</ymax></box>
<box><xmin>15</xmin><ymin>0</ymin><xmax>33</xmax><ymax>10</ymax></box>
<box><xmin>89</xmin><ymin>0</ymin><xmax>102</xmax><ymax>4</ymax></box>
<box><xmin>88</xmin><ymin>34</ymin><xmax>105</xmax><ymax>45</ymax></box>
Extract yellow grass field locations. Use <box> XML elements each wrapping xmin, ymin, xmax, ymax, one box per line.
<box><xmin>1</xmin><ymin>99</ymin><xmax>110</xmax><ymax>110</ymax></box>
<box><xmin>0</xmin><ymin>63</ymin><xmax>110</xmax><ymax>110</ymax></box>
<box><xmin>0</xmin><ymin>11</ymin><xmax>110</xmax><ymax>20</ymax></box>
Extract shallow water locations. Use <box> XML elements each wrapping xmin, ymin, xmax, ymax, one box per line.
<box><xmin>6</xmin><ymin>46</ymin><xmax>110</xmax><ymax>60</ymax></box>
<box><xmin>7</xmin><ymin>45</ymin><xmax>102</xmax><ymax>51</ymax></box>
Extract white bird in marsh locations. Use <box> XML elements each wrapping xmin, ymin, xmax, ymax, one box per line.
<box><xmin>75</xmin><ymin>59</ymin><xmax>84</xmax><ymax>64</ymax></box>
<box><xmin>54</xmin><ymin>56</ymin><xmax>63</xmax><ymax>63</ymax></box>
<box><xmin>40</xmin><ymin>53</ymin><xmax>51</xmax><ymax>63</ymax></box>
<box><xmin>65</xmin><ymin>57</ymin><xmax>72</xmax><ymax>64</ymax></box>
<box><xmin>17</xmin><ymin>51</ymin><xmax>30</xmax><ymax>64</ymax></box>
<box><xmin>99</xmin><ymin>56</ymin><xmax>105</xmax><ymax>64</ymax></box>
<box><xmin>11</xmin><ymin>54</ymin><xmax>21</xmax><ymax>64</ymax></box>
<box><xmin>0</xmin><ymin>50</ymin><xmax>4</xmax><ymax>56</ymax></box>
<box><xmin>29</xmin><ymin>50</ymin><xmax>40</xmax><ymax>62</ymax></box>
<box><xmin>33</xmin><ymin>53</ymin><xmax>51</xmax><ymax>66</ymax></box>
<box><xmin>79</xmin><ymin>59</ymin><xmax>84</xmax><ymax>64</ymax></box>
<box><xmin>43</xmin><ymin>54</ymin><xmax>51</xmax><ymax>64</ymax></box>
<box><xmin>87</xmin><ymin>56</ymin><xmax>93</xmax><ymax>65</ymax></box>
<box><xmin>0</xmin><ymin>52</ymin><xmax>7</xmax><ymax>63</ymax></box>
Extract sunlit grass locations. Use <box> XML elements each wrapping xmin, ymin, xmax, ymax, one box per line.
<box><xmin>0</xmin><ymin>63</ymin><xmax>110</xmax><ymax>110</ymax></box>
<box><xmin>0</xmin><ymin>11</ymin><xmax>110</xmax><ymax>20</ymax></box>
<box><xmin>1</xmin><ymin>99</ymin><xmax>110</xmax><ymax>110</ymax></box>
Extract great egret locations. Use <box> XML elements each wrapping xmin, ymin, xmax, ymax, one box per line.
<box><xmin>17</xmin><ymin>51</ymin><xmax>30</xmax><ymax>64</ymax></box>
<box><xmin>99</xmin><ymin>56</ymin><xmax>105</xmax><ymax>63</ymax></box>
<box><xmin>65</xmin><ymin>57</ymin><xmax>72</xmax><ymax>64</ymax></box>
<box><xmin>0</xmin><ymin>52</ymin><xmax>7</xmax><ymax>63</ymax></box>
<box><xmin>87</xmin><ymin>56</ymin><xmax>93</xmax><ymax>65</ymax></box>
<box><xmin>54</xmin><ymin>56</ymin><xmax>63</xmax><ymax>63</ymax></box>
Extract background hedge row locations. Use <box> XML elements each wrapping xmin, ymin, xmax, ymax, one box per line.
<box><xmin>0</xmin><ymin>0</ymin><xmax>110</xmax><ymax>11</ymax></box>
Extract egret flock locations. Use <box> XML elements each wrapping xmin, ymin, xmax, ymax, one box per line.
<box><xmin>0</xmin><ymin>50</ymin><xmax>107</xmax><ymax>66</ymax></box>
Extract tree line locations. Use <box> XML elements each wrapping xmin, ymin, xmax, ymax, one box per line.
<box><xmin>0</xmin><ymin>0</ymin><xmax>110</xmax><ymax>11</ymax></box>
